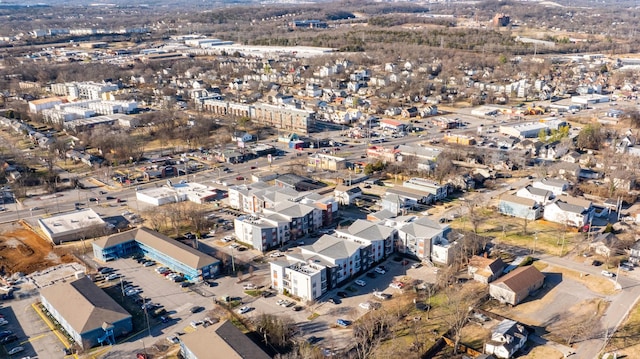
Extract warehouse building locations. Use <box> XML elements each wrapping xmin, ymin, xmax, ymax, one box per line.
<box><xmin>40</xmin><ymin>276</ymin><xmax>132</xmax><ymax>349</ymax></box>
<box><xmin>92</xmin><ymin>227</ymin><xmax>220</xmax><ymax>281</ymax></box>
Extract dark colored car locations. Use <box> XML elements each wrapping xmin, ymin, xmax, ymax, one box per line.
<box><xmin>261</xmin><ymin>291</ymin><xmax>273</xmax><ymax>298</ymax></box>
<box><xmin>190</xmin><ymin>306</ymin><xmax>204</xmax><ymax>314</ymax></box>
<box><xmin>0</xmin><ymin>334</ymin><xmax>17</xmax><ymax>344</ymax></box>
<box><xmin>337</xmin><ymin>291</ymin><xmax>348</xmax><ymax>298</ymax></box>
<box><xmin>292</xmin><ymin>305</ymin><xmax>303</xmax><ymax>311</ymax></box>
<box><xmin>592</xmin><ymin>260</ymin><xmax>603</xmax><ymax>266</ymax></box>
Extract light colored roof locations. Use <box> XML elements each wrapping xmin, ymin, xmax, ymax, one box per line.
<box><xmin>345</xmin><ymin>219</ymin><xmax>395</xmax><ymax>240</ymax></box>
<box><xmin>270</xmin><ymin>201</ymin><xmax>315</xmax><ymax>218</ymax></box>
<box><xmin>39</xmin><ymin>208</ymin><xmax>105</xmax><ymax>236</ymax></box>
<box><xmin>94</xmin><ymin>227</ymin><xmax>219</xmax><ymax>269</ymax></box>
<box><xmin>539</xmin><ymin>178</ymin><xmax>569</xmax><ymax>188</ymax></box>
<box><xmin>304</xmin><ymin>234</ymin><xmax>362</xmax><ymax>260</ymax></box>
<box><xmin>30</xmin><ymin>97</ymin><xmax>63</xmax><ymax>105</ymax></box>
<box><xmin>179</xmin><ymin>320</ymin><xmax>270</xmax><ymax>359</ymax></box>
<box><xmin>522</xmin><ymin>185</ymin><xmax>551</xmax><ymax>198</ymax></box>
<box><xmin>491</xmin><ymin>266</ymin><xmax>544</xmax><ymax>293</ymax></box>
<box><xmin>500</xmin><ymin>194</ymin><xmax>537</xmax><ymax>207</ymax></box>
<box><xmin>399</xmin><ymin>217</ymin><xmax>445</xmax><ymax>239</ymax></box>
<box><xmin>40</xmin><ymin>276</ymin><xmax>131</xmax><ymax>334</ymax></box>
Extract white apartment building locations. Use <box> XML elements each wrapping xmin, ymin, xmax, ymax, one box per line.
<box><xmin>270</xmin><ymin>260</ymin><xmax>326</xmax><ymax>301</ymax></box>
<box><xmin>334</xmin><ymin>219</ymin><xmax>397</xmax><ymax>264</ymax></box>
<box><xmin>234</xmin><ymin>215</ymin><xmax>290</xmax><ymax>252</ymax></box>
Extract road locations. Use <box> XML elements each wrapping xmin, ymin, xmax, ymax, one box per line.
<box><xmin>537</xmin><ymin>253</ymin><xmax>640</xmax><ymax>358</ymax></box>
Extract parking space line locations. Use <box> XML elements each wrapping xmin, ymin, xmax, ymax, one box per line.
<box><xmin>31</xmin><ymin>303</ymin><xmax>79</xmax><ymax>359</ymax></box>
<box><xmin>20</xmin><ymin>332</ymin><xmax>50</xmax><ymax>345</ymax></box>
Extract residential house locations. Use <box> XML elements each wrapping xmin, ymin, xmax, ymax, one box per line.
<box><xmin>489</xmin><ymin>266</ymin><xmax>545</xmax><ymax>305</ymax></box>
<box><xmin>231</xmin><ymin>131</ymin><xmax>253</xmax><ymax>143</ymax></box>
<box><xmin>468</xmin><ymin>255</ymin><xmax>506</xmax><ymax>284</ymax></box>
<box><xmin>630</xmin><ymin>241</ymin><xmax>640</xmax><ymax>265</ymax></box>
<box><xmin>498</xmin><ymin>194</ymin><xmax>542</xmax><ymax>220</ymax></box>
<box><xmin>531</xmin><ymin>178</ymin><xmax>569</xmax><ymax>196</ymax></box>
<box><xmin>484</xmin><ymin>319</ymin><xmax>529</xmax><ymax>359</ymax></box>
<box><xmin>543</xmin><ymin>196</ymin><xmax>594</xmax><ymax>228</ymax></box>
<box><xmin>334</xmin><ymin>184</ymin><xmax>363</xmax><ymax>206</ymax></box>
<box><xmin>515</xmin><ymin>186</ymin><xmax>553</xmax><ymax>205</ymax></box>
<box><xmin>589</xmin><ymin>232</ymin><xmax>619</xmax><ymax>258</ymax></box>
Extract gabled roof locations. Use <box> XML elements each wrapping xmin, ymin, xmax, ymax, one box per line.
<box><xmin>520</xmin><ymin>185</ymin><xmax>551</xmax><ymax>198</ymax></box>
<box><xmin>304</xmin><ymin>234</ymin><xmax>362</xmax><ymax>260</ymax></box>
<box><xmin>179</xmin><ymin>320</ymin><xmax>271</xmax><ymax>359</ymax></box>
<box><xmin>344</xmin><ymin>219</ymin><xmax>395</xmax><ymax>240</ymax></box>
<box><xmin>500</xmin><ymin>194</ymin><xmax>537</xmax><ymax>207</ymax></box>
<box><xmin>469</xmin><ymin>255</ymin><xmax>505</xmax><ymax>274</ymax></box>
<box><xmin>491</xmin><ymin>266</ymin><xmax>544</xmax><ymax>293</ymax></box>
<box><xmin>40</xmin><ymin>277</ymin><xmax>131</xmax><ymax>334</ymax></box>
<box><xmin>270</xmin><ymin>201</ymin><xmax>315</xmax><ymax>218</ymax></box>
<box><xmin>94</xmin><ymin>227</ymin><xmax>219</xmax><ymax>269</ymax></box>
<box><xmin>399</xmin><ymin>217</ymin><xmax>446</xmax><ymax>239</ymax></box>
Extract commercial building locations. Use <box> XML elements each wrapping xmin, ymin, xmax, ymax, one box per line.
<box><xmin>136</xmin><ymin>182</ymin><xmax>218</xmax><ymax>206</ymax></box>
<box><xmin>40</xmin><ymin>276</ymin><xmax>132</xmax><ymax>349</ymax></box>
<box><xmin>307</xmin><ymin>153</ymin><xmax>347</xmax><ymax>171</ymax></box>
<box><xmin>38</xmin><ymin>208</ymin><xmax>107</xmax><ymax>245</ymax></box>
<box><xmin>179</xmin><ymin>320</ymin><xmax>270</xmax><ymax>359</ymax></box>
<box><xmin>92</xmin><ymin>227</ymin><xmax>220</xmax><ymax>281</ymax></box>
<box><xmin>499</xmin><ymin>122</ymin><xmax>549</xmax><ymax>139</ymax></box>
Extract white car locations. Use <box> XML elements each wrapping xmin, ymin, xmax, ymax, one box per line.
<box><xmin>374</xmin><ymin>267</ymin><xmax>386</xmax><ymax>275</ymax></box>
<box><xmin>237</xmin><ymin>306</ymin><xmax>251</xmax><ymax>314</ymax></box>
<box><xmin>269</xmin><ymin>252</ymin><xmax>283</xmax><ymax>258</ymax></box>
<box><xmin>359</xmin><ymin>302</ymin><xmax>372</xmax><ymax>310</ymax></box>
<box><xmin>0</xmin><ymin>319</ymin><xmax>8</xmax><ymax>326</ymax></box>
<box><xmin>243</xmin><ymin>283</ymin><xmax>256</xmax><ymax>290</ymax></box>
<box><xmin>601</xmin><ymin>270</ymin><xmax>615</xmax><ymax>277</ymax></box>
<box><xmin>354</xmin><ymin>279</ymin><xmax>367</xmax><ymax>287</ymax></box>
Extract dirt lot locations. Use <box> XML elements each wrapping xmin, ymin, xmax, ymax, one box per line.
<box><xmin>0</xmin><ymin>222</ymin><xmax>77</xmax><ymax>275</ymax></box>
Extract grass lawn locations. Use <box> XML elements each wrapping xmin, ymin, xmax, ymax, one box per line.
<box><xmin>450</xmin><ymin>212</ymin><xmax>583</xmax><ymax>256</ymax></box>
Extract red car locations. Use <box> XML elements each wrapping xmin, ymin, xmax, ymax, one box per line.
<box><xmin>236</xmin><ymin>176</ymin><xmax>244</xmax><ymax>181</ymax></box>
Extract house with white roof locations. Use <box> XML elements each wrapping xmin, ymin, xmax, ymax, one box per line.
<box><xmin>531</xmin><ymin>178</ymin><xmax>569</xmax><ymax>196</ymax></box>
<box><xmin>515</xmin><ymin>185</ymin><xmax>553</xmax><ymax>205</ymax></box>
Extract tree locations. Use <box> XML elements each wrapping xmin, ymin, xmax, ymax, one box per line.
<box><xmin>576</xmin><ymin>123</ymin><xmax>603</xmax><ymax>150</ymax></box>
<box><xmin>441</xmin><ymin>285</ymin><xmax>484</xmax><ymax>354</ymax></box>
<box><xmin>254</xmin><ymin>314</ymin><xmax>296</xmax><ymax>349</ymax></box>
<box><xmin>351</xmin><ymin>309</ymin><xmax>396</xmax><ymax>359</ymax></box>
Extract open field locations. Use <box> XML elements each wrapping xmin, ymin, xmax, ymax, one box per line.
<box><xmin>0</xmin><ymin>222</ymin><xmax>76</xmax><ymax>275</ymax></box>
<box><xmin>450</xmin><ymin>210</ymin><xmax>583</xmax><ymax>256</ymax></box>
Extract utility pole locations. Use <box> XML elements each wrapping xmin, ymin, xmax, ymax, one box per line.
<box><xmin>532</xmin><ymin>231</ymin><xmax>538</xmax><ymax>256</ymax></box>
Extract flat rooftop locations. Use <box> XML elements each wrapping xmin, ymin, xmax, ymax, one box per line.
<box><xmin>39</xmin><ymin>208</ymin><xmax>105</xmax><ymax>235</ymax></box>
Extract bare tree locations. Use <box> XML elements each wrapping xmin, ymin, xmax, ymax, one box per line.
<box><xmin>441</xmin><ymin>285</ymin><xmax>484</xmax><ymax>354</ymax></box>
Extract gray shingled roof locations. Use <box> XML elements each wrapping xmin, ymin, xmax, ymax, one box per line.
<box><xmin>345</xmin><ymin>219</ymin><xmax>395</xmax><ymax>240</ymax></box>
<box><xmin>305</xmin><ymin>234</ymin><xmax>362</xmax><ymax>260</ymax></box>
<box><xmin>94</xmin><ymin>228</ymin><xmax>219</xmax><ymax>269</ymax></box>
<box><xmin>40</xmin><ymin>277</ymin><xmax>131</xmax><ymax>335</ymax></box>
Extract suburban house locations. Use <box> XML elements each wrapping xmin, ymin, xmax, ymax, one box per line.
<box><xmin>484</xmin><ymin>319</ymin><xmax>529</xmax><ymax>359</ymax></box>
<box><xmin>531</xmin><ymin>178</ymin><xmax>569</xmax><ymax>196</ymax></box>
<box><xmin>334</xmin><ymin>184</ymin><xmax>363</xmax><ymax>205</ymax></box>
<box><xmin>498</xmin><ymin>194</ymin><xmax>542</xmax><ymax>220</ymax></box>
<box><xmin>589</xmin><ymin>232</ymin><xmax>619</xmax><ymax>258</ymax></box>
<box><xmin>630</xmin><ymin>241</ymin><xmax>640</xmax><ymax>264</ymax></box>
<box><xmin>468</xmin><ymin>255</ymin><xmax>506</xmax><ymax>284</ymax></box>
<box><xmin>543</xmin><ymin>196</ymin><xmax>594</xmax><ymax>228</ymax></box>
<box><xmin>489</xmin><ymin>266</ymin><xmax>545</xmax><ymax>305</ymax></box>
<box><xmin>515</xmin><ymin>185</ymin><xmax>553</xmax><ymax>205</ymax></box>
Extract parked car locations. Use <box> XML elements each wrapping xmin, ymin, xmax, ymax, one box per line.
<box><xmin>389</xmin><ymin>282</ymin><xmax>405</xmax><ymax>290</ymax></box>
<box><xmin>411</xmin><ymin>262</ymin><xmax>422</xmax><ymax>269</ymax></box>
<box><xmin>592</xmin><ymin>260</ymin><xmax>603</xmax><ymax>266</ymax></box>
<box><xmin>190</xmin><ymin>306</ymin><xmax>204</xmax><ymax>314</ymax></box>
<box><xmin>143</xmin><ymin>261</ymin><xmax>156</xmax><ymax>267</ymax></box>
<box><xmin>7</xmin><ymin>346</ymin><xmax>24</xmax><ymax>355</ymax></box>
<box><xmin>269</xmin><ymin>252</ymin><xmax>284</xmax><ymax>258</ymax></box>
<box><xmin>237</xmin><ymin>306</ymin><xmax>251</xmax><ymax>314</ymax></box>
<box><xmin>374</xmin><ymin>267</ymin><xmax>386</xmax><ymax>275</ymax></box>
<box><xmin>105</xmin><ymin>273</ymin><xmax>120</xmax><ymax>281</ymax></box>
<box><xmin>601</xmin><ymin>270</ymin><xmax>615</xmax><ymax>277</ymax></box>
<box><xmin>0</xmin><ymin>334</ymin><xmax>17</xmax><ymax>344</ymax></box>
<box><xmin>336</xmin><ymin>319</ymin><xmax>350</xmax><ymax>327</ymax></box>
<box><xmin>277</xmin><ymin>299</ymin><xmax>292</xmax><ymax>307</ymax></box>
<box><xmin>354</xmin><ymin>279</ymin><xmax>367</xmax><ymax>287</ymax></box>
<box><xmin>292</xmin><ymin>305</ymin><xmax>303</xmax><ymax>311</ymax></box>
